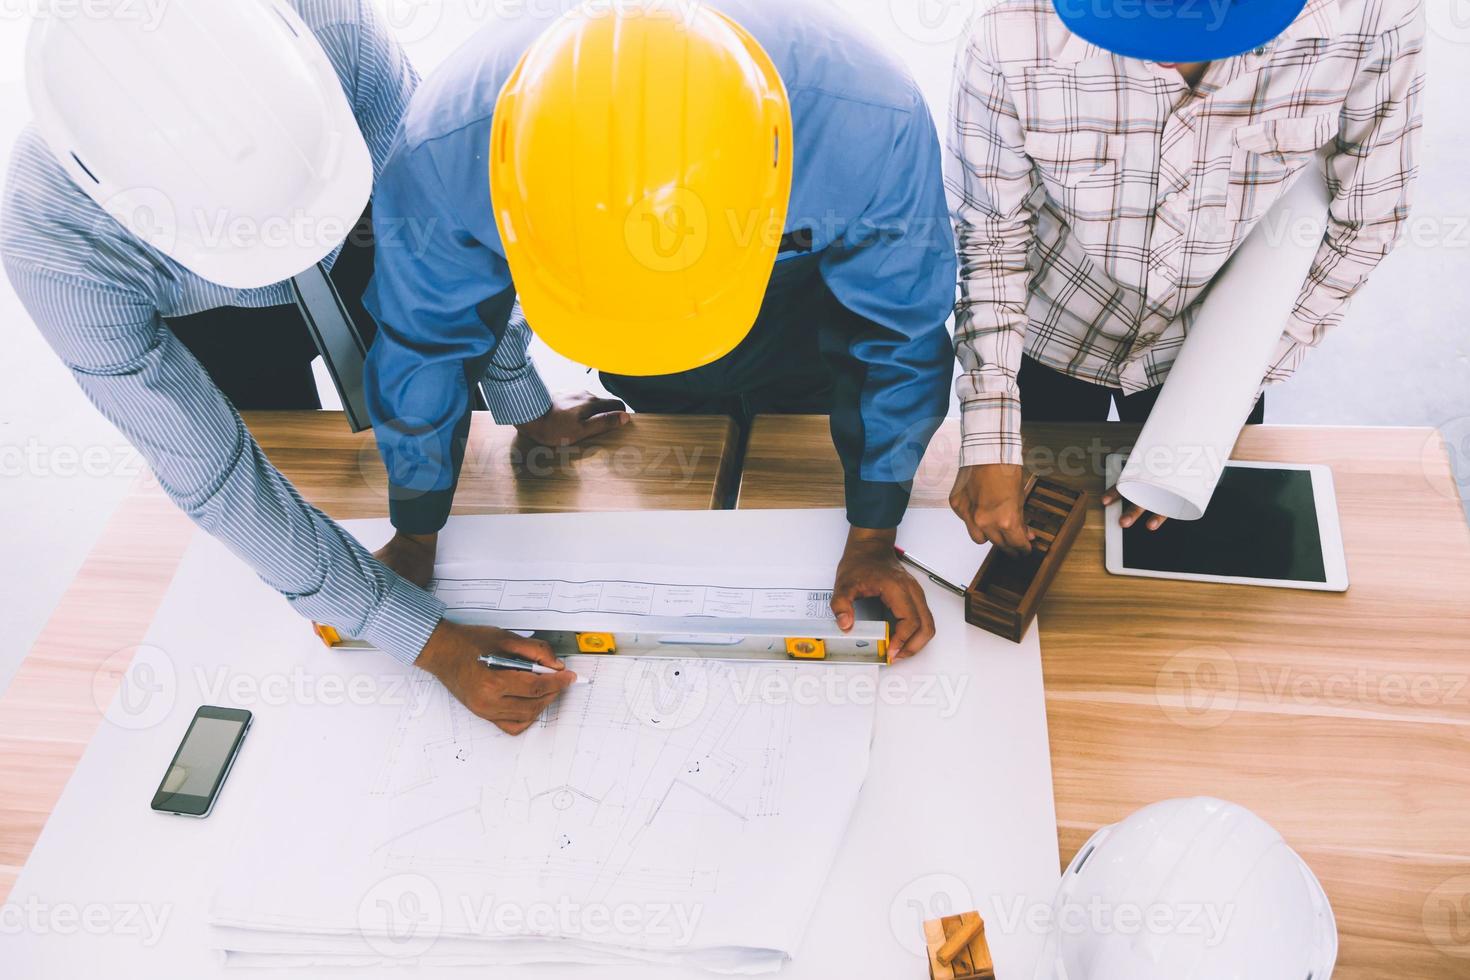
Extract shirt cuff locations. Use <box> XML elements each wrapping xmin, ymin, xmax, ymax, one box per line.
<box><xmin>356</xmin><ymin>573</ymin><xmax>446</xmax><ymax>665</ymax></box>
<box><xmin>480</xmin><ymin>365</ymin><xmax>553</xmax><ymax>427</ymax></box>
<box><xmin>389</xmin><ymin>485</ymin><xmax>456</xmax><ymax>536</ymax></box>
<box><xmin>959</xmin><ymin>392</ymin><xmax>1024</xmax><ymax>468</ymax></box>
<box><xmin>846</xmin><ymin>477</ymin><xmax>911</xmax><ymax>530</ymax></box>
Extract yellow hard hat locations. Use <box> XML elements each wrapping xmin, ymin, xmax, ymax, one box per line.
<box><xmin>490</xmin><ymin>1</ymin><xmax>794</xmax><ymax>377</ymax></box>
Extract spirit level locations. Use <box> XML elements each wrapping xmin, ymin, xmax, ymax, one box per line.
<box><xmin>315</xmin><ymin>604</ymin><xmax>892</xmax><ymax>666</ymax></box>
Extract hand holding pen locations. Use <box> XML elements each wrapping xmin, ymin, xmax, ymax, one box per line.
<box><xmin>481</xmin><ymin>653</ymin><xmax>589</xmax><ymax>685</ymax></box>
<box><xmin>414</xmin><ymin>622</ymin><xmax>582</xmax><ymax>735</ymax></box>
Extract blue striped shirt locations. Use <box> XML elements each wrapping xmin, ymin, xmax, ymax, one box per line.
<box><xmin>0</xmin><ymin>0</ymin><xmax>443</xmax><ymax>664</ymax></box>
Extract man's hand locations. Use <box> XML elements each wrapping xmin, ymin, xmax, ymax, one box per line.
<box><xmin>950</xmin><ymin>464</ymin><xmax>1035</xmax><ymax>554</ymax></box>
<box><xmin>416</xmin><ymin>620</ymin><xmax>578</xmax><ymax>735</ymax></box>
<box><xmin>373</xmin><ymin>531</ymin><xmax>438</xmax><ymax>590</ymax></box>
<box><xmin>515</xmin><ymin>391</ymin><xmax>629</xmax><ymax>448</ymax></box>
<box><xmin>831</xmin><ymin>527</ymin><xmax>935</xmax><ymax>660</ymax></box>
<box><xmin>1101</xmin><ymin>487</ymin><xmax>1169</xmax><ymax>531</ymax></box>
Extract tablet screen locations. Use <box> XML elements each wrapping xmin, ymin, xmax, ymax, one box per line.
<box><xmin>1122</xmin><ymin>466</ymin><xmax>1327</xmax><ymax>582</ymax></box>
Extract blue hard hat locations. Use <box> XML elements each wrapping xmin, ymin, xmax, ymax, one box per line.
<box><xmin>1051</xmin><ymin>0</ymin><xmax>1309</xmax><ymax>61</ymax></box>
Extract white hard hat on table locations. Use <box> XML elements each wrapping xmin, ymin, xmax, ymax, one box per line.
<box><xmin>1034</xmin><ymin>797</ymin><xmax>1337</xmax><ymax>980</ymax></box>
<box><xmin>25</xmin><ymin>0</ymin><xmax>372</xmax><ymax>290</ymax></box>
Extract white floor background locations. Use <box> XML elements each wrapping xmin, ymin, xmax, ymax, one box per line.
<box><xmin>1</xmin><ymin>1</ymin><xmax>1468</xmax><ymax>697</ymax></box>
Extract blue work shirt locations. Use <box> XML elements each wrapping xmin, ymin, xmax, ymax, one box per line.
<box><xmin>365</xmin><ymin>0</ymin><xmax>957</xmax><ymax>531</ymax></box>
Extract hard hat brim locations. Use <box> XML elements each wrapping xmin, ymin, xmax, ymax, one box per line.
<box><xmin>1052</xmin><ymin>0</ymin><xmax>1308</xmax><ymax>61</ymax></box>
<box><xmin>151</xmin><ymin>134</ymin><xmax>373</xmax><ymax>291</ymax></box>
<box><xmin>522</xmin><ymin>278</ymin><xmax>770</xmax><ymax>378</ymax></box>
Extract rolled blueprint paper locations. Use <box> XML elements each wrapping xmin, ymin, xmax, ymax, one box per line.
<box><xmin>1115</xmin><ymin>156</ymin><xmax>1332</xmax><ymax>520</ymax></box>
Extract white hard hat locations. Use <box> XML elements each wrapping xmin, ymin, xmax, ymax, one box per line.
<box><xmin>1034</xmin><ymin>797</ymin><xmax>1337</xmax><ymax>980</ymax></box>
<box><xmin>25</xmin><ymin>0</ymin><xmax>372</xmax><ymax>290</ymax></box>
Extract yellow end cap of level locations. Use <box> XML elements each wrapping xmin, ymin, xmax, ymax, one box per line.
<box><xmin>576</xmin><ymin>632</ymin><xmax>618</xmax><ymax>654</ymax></box>
<box><xmin>786</xmin><ymin>637</ymin><xmax>826</xmax><ymax>660</ymax></box>
<box><xmin>314</xmin><ymin>622</ymin><xmax>342</xmax><ymax>647</ymax></box>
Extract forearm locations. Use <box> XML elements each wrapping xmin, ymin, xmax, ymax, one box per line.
<box><xmin>362</xmin><ymin>133</ymin><xmax>527</xmax><ymax>523</ymax></box>
<box><xmin>826</xmin><ymin>314</ymin><xmax>954</xmax><ymax>531</ymax></box>
<box><xmin>1281</xmin><ymin>186</ymin><xmax>1418</xmax><ymax>358</ymax></box>
<box><xmin>1276</xmin><ymin>7</ymin><xmax>1423</xmax><ymax>375</ymax></box>
<box><xmin>365</xmin><ymin>295</ymin><xmax>514</xmax><ymax>535</ymax></box>
<box><xmin>70</xmin><ymin>328</ymin><xmax>444</xmax><ymax>662</ymax></box>
<box><xmin>947</xmin><ymin>37</ymin><xmax>1038</xmax><ymax>468</ymax></box>
<box><xmin>953</xmin><ymin>218</ymin><xmax>1033</xmax><ymax>467</ymax></box>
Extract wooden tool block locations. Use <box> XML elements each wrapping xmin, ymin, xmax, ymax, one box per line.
<box><xmin>924</xmin><ymin>911</ymin><xmax>996</xmax><ymax>979</ymax></box>
<box><xmin>965</xmin><ymin>477</ymin><xmax>1088</xmax><ymax>642</ymax></box>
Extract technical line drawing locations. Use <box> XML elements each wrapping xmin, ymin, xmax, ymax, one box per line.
<box><xmin>370</xmin><ymin>653</ymin><xmax>805</xmax><ymax>903</ymax></box>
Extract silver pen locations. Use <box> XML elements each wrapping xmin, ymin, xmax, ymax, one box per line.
<box><xmin>893</xmin><ymin>547</ymin><xmax>968</xmax><ymax>597</ymax></box>
<box><xmin>479</xmin><ymin>654</ymin><xmax>588</xmax><ymax>685</ymax></box>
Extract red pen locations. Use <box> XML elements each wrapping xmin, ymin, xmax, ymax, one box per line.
<box><xmin>893</xmin><ymin>547</ymin><xmax>968</xmax><ymax>597</ymax></box>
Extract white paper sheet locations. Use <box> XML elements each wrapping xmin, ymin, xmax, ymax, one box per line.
<box><xmin>0</xmin><ymin>508</ymin><xmax>1060</xmax><ymax>980</ymax></box>
<box><xmin>1116</xmin><ymin>158</ymin><xmax>1332</xmax><ymax>519</ymax></box>
<box><xmin>429</xmin><ymin>564</ymin><xmax>840</xmax><ymax>621</ymax></box>
<box><xmin>207</xmin><ymin>561</ymin><xmax>879</xmax><ymax>973</ymax></box>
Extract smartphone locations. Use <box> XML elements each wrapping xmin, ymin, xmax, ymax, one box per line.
<box><xmin>150</xmin><ymin>705</ymin><xmax>252</xmax><ymax>817</ymax></box>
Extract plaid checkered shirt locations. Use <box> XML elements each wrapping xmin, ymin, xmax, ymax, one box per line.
<box><xmin>946</xmin><ymin>0</ymin><xmax>1425</xmax><ymax>466</ymax></box>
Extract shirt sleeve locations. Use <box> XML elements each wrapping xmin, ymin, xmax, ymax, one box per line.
<box><xmin>3</xmin><ymin>259</ymin><xmax>445</xmax><ymax>664</ymax></box>
<box><xmin>348</xmin><ymin>0</ymin><xmax>420</xmax><ymax>180</ymax></box>
<box><xmin>363</xmin><ymin>133</ymin><xmax>541</xmax><ymax>534</ymax></box>
<box><xmin>479</xmin><ymin>301</ymin><xmax>553</xmax><ymax>426</ymax></box>
<box><xmin>946</xmin><ymin>26</ymin><xmax>1040</xmax><ymax>468</ymax></box>
<box><xmin>1268</xmin><ymin>3</ymin><xmax>1425</xmax><ymax>381</ymax></box>
<box><xmin>818</xmin><ymin>96</ymin><xmax>957</xmax><ymax>530</ymax></box>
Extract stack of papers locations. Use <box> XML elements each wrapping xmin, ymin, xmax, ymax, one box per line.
<box><xmin>207</xmin><ymin>564</ymin><xmax>878</xmax><ymax>973</ymax></box>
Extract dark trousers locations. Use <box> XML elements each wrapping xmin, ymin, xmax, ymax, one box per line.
<box><xmin>163</xmin><ymin>209</ymin><xmax>379</xmax><ymax>411</ymax></box>
<box><xmin>599</xmin><ymin>254</ymin><xmax>841</xmax><ymax>424</ymax></box>
<box><xmin>166</xmin><ymin>305</ymin><xmax>324</xmax><ymax>409</ymax></box>
<box><xmin>1017</xmin><ymin>355</ymin><xmax>1265</xmax><ymax>425</ymax></box>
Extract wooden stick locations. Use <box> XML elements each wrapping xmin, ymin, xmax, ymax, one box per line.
<box><xmin>937</xmin><ymin>914</ymin><xmax>983</xmax><ymax>966</ymax></box>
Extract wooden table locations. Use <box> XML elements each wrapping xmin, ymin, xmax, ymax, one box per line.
<box><xmin>0</xmin><ymin>412</ymin><xmax>738</xmax><ymax>898</ymax></box>
<box><xmin>738</xmin><ymin>415</ymin><xmax>1470</xmax><ymax>979</ymax></box>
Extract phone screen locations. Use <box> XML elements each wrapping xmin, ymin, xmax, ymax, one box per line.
<box><xmin>1122</xmin><ymin>466</ymin><xmax>1327</xmax><ymax>582</ymax></box>
<box><xmin>151</xmin><ymin>708</ymin><xmax>250</xmax><ymax>816</ymax></box>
